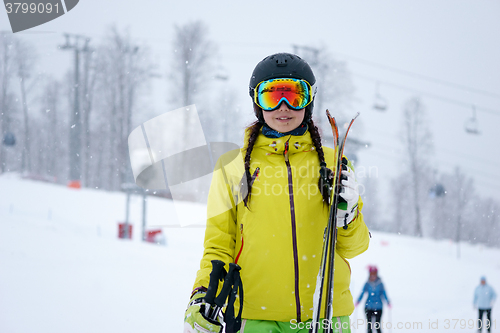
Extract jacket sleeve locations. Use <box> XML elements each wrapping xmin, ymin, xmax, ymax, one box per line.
<box><xmin>336</xmin><ymin>196</ymin><xmax>370</xmax><ymax>259</ymax></box>
<box><xmin>381</xmin><ymin>283</ymin><xmax>390</xmax><ymax>304</ymax></box>
<box><xmin>357</xmin><ymin>283</ymin><xmax>368</xmax><ymax>303</ymax></box>
<box><xmin>473</xmin><ymin>287</ymin><xmax>478</xmax><ymax>306</ymax></box>
<box><xmin>192</xmin><ymin>156</ymin><xmax>239</xmax><ymax>291</ymax></box>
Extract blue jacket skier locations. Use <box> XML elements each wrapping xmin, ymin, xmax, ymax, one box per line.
<box><xmin>356</xmin><ymin>266</ymin><xmax>390</xmax><ymax>333</ymax></box>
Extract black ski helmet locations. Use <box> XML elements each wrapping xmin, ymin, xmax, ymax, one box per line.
<box><xmin>249</xmin><ymin>53</ymin><xmax>316</xmax><ymax>123</ymax></box>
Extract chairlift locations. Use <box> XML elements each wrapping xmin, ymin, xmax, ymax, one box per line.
<box><xmin>372</xmin><ymin>82</ymin><xmax>388</xmax><ymax>111</ymax></box>
<box><xmin>428</xmin><ymin>183</ymin><xmax>446</xmax><ymax>199</ymax></box>
<box><xmin>214</xmin><ymin>65</ymin><xmax>229</xmax><ymax>81</ymax></box>
<box><xmin>464</xmin><ymin>106</ymin><xmax>480</xmax><ymax>135</ymax></box>
<box><xmin>2</xmin><ymin>132</ymin><xmax>16</xmax><ymax>146</ymax></box>
<box><xmin>214</xmin><ymin>74</ymin><xmax>229</xmax><ymax>81</ymax></box>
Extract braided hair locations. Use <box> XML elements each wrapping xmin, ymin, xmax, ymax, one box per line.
<box><xmin>242</xmin><ymin>105</ymin><xmax>330</xmax><ymax>208</ymax></box>
<box><xmin>242</xmin><ymin>118</ymin><xmax>263</xmax><ymax>208</ymax></box>
<box><xmin>309</xmin><ymin>119</ymin><xmax>332</xmax><ymax>204</ymax></box>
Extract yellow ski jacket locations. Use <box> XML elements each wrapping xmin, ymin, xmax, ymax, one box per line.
<box><xmin>193</xmin><ymin>128</ymin><xmax>370</xmax><ymax>322</ymax></box>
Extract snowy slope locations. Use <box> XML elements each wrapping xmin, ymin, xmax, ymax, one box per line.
<box><xmin>0</xmin><ymin>174</ymin><xmax>499</xmax><ymax>333</ymax></box>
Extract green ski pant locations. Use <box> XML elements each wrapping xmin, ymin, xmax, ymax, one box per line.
<box><xmin>239</xmin><ymin>316</ymin><xmax>351</xmax><ymax>333</ymax></box>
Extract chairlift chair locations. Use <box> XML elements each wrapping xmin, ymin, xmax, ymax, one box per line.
<box><xmin>429</xmin><ymin>183</ymin><xmax>446</xmax><ymax>199</ymax></box>
<box><xmin>214</xmin><ymin>64</ymin><xmax>229</xmax><ymax>81</ymax></box>
<box><xmin>372</xmin><ymin>82</ymin><xmax>388</xmax><ymax>111</ymax></box>
<box><xmin>2</xmin><ymin>132</ymin><xmax>16</xmax><ymax>146</ymax></box>
<box><xmin>373</xmin><ymin>94</ymin><xmax>388</xmax><ymax>111</ymax></box>
<box><xmin>464</xmin><ymin>106</ymin><xmax>480</xmax><ymax>135</ymax></box>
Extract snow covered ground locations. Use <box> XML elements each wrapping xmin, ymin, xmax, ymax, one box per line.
<box><xmin>0</xmin><ymin>174</ymin><xmax>498</xmax><ymax>333</ymax></box>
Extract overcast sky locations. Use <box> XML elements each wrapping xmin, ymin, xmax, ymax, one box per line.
<box><xmin>2</xmin><ymin>0</ymin><xmax>499</xmax><ymax>203</ymax></box>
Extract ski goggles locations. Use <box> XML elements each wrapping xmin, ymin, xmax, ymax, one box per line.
<box><xmin>254</xmin><ymin>78</ymin><xmax>315</xmax><ymax>111</ymax></box>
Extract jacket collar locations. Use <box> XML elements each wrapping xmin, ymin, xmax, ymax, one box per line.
<box><xmin>261</xmin><ymin>123</ymin><xmax>308</xmax><ymax>138</ymax></box>
<box><xmin>244</xmin><ymin>126</ymin><xmax>315</xmax><ymax>156</ymax></box>
<box><xmin>368</xmin><ymin>278</ymin><xmax>381</xmax><ymax>287</ymax></box>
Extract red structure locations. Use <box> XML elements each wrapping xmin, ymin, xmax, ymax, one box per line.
<box><xmin>118</xmin><ymin>223</ymin><xmax>133</xmax><ymax>239</ymax></box>
<box><xmin>67</xmin><ymin>180</ymin><xmax>81</xmax><ymax>189</ymax></box>
<box><xmin>146</xmin><ymin>229</ymin><xmax>163</xmax><ymax>243</ymax></box>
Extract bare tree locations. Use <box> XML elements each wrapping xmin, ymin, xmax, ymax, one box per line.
<box><xmin>428</xmin><ymin>167</ymin><xmax>475</xmax><ymax>255</ymax></box>
<box><xmin>168</xmin><ymin>20</ymin><xmax>216</xmax><ymax>147</ymax></box>
<box><xmin>392</xmin><ymin>172</ymin><xmax>413</xmax><ymax>234</ymax></box>
<box><xmin>80</xmin><ymin>44</ymin><xmax>98</xmax><ymax>187</ymax></box>
<box><xmin>96</xmin><ymin>47</ymin><xmax>119</xmax><ymax>190</ymax></box>
<box><xmin>165</xmin><ymin>21</ymin><xmax>217</xmax><ymax>201</ymax></box>
<box><xmin>14</xmin><ymin>37</ymin><xmax>38</xmax><ymax>174</ymax></box>
<box><xmin>474</xmin><ymin>197</ymin><xmax>500</xmax><ymax>247</ymax></box>
<box><xmin>39</xmin><ymin>78</ymin><xmax>63</xmax><ymax>179</ymax></box>
<box><xmin>399</xmin><ymin>97</ymin><xmax>433</xmax><ymax>237</ymax></box>
<box><xmin>448</xmin><ymin>167</ymin><xmax>474</xmax><ymax>257</ymax></box>
<box><xmin>89</xmin><ymin>26</ymin><xmax>152</xmax><ymax>190</ymax></box>
<box><xmin>169</xmin><ymin>20</ymin><xmax>216</xmax><ymax>107</ymax></box>
<box><xmin>293</xmin><ymin>46</ymin><xmax>355</xmax><ymax>129</ymax></box>
<box><xmin>293</xmin><ymin>45</ymin><xmax>365</xmax><ymax>166</ymax></box>
<box><xmin>315</xmin><ymin>56</ymin><xmax>354</xmax><ymax>127</ymax></box>
<box><xmin>0</xmin><ymin>32</ymin><xmax>16</xmax><ymax>173</ymax></box>
<box><xmin>359</xmin><ymin>175</ymin><xmax>382</xmax><ymax>231</ymax></box>
<box><xmin>430</xmin><ymin>190</ymin><xmax>450</xmax><ymax>240</ymax></box>
<box><xmin>218</xmin><ymin>87</ymin><xmax>241</xmax><ymax>143</ymax></box>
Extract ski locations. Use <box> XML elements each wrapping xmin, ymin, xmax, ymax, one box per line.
<box><xmin>310</xmin><ymin>111</ymin><xmax>359</xmax><ymax>333</ymax></box>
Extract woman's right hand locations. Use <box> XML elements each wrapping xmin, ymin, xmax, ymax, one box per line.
<box><xmin>336</xmin><ymin>157</ymin><xmax>359</xmax><ymax>229</ymax></box>
<box><xmin>183</xmin><ymin>292</ymin><xmax>223</xmax><ymax>333</ymax></box>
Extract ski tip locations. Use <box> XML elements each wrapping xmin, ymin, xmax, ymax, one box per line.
<box><xmin>326</xmin><ymin>109</ymin><xmax>336</xmax><ymax>127</ymax></box>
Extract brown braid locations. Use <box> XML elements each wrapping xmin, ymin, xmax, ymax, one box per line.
<box><xmin>308</xmin><ymin>119</ymin><xmax>326</xmax><ymax>165</ymax></box>
<box><xmin>308</xmin><ymin>119</ymin><xmax>331</xmax><ymax>204</ymax></box>
<box><xmin>242</xmin><ymin>120</ymin><xmax>263</xmax><ymax>208</ymax></box>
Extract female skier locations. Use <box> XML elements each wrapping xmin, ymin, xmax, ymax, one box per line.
<box><xmin>355</xmin><ymin>266</ymin><xmax>391</xmax><ymax>333</ymax></box>
<box><xmin>184</xmin><ymin>53</ymin><xmax>370</xmax><ymax>333</ymax></box>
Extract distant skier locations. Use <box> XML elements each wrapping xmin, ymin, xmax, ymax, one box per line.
<box><xmin>474</xmin><ymin>276</ymin><xmax>496</xmax><ymax>333</ymax></box>
<box><xmin>355</xmin><ymin>266</ymin><xmax>391</xmax><ymax>333</ymax></box>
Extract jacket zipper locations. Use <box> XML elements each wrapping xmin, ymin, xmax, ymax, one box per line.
<box><xmin>284</xmin><ymin>140</ymin><xmax>301</xmax><ymax>322</ymax></box>
<box><xmin>236</xmin><ymin>168</ymin><xmax>258</xmax><ymax>264</ymax></box>
<box><xmin>235</xmin><ymin>224</ymin><xmax>244</xmax><ymax>265</ymax></box>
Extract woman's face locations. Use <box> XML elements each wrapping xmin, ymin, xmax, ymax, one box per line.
<box><xmin>262</xmin><ymin>102</ymin><xmax>305</xmax><ymax>133</ymax></box>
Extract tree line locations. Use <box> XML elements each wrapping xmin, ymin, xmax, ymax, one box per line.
<box><xmin>361</xmin><ymin>97</ymin><xmax>499</xmax><ymax>249</ymax></box>
<box><xmin>0</xmin><ymin>21</ymin><xmax>498</xmax><ymax>248</ymax></box>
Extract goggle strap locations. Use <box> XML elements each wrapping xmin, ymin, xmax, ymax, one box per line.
<box><xmin>311</xmin><ymin>82</ymin><xmax>317</xmax><ymax>97</ymax></box>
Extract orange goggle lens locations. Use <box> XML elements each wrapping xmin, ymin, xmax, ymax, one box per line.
<box><xmin>254</xmin><ymin>78</ymin><xmax>313</xmax><ymax>111</ymax></box>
